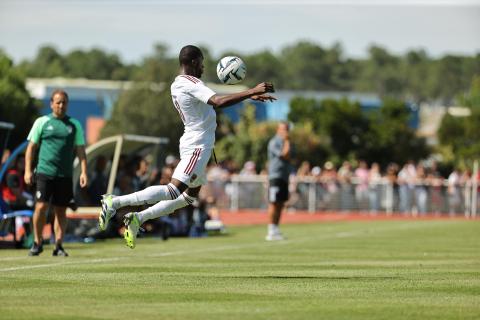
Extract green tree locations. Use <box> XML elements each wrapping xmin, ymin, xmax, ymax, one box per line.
<box><xmin>280</xmin><ymin>41</ymin><xmax>341</xmax><ymax>90</ymax></box>
<box><xmin>317</xmin><ymin>98</ymin><xmax>370</xmax><ymax>159</ymax></box>
<box><xmin>101</xmin><ymin>86</ymin><xmax>183</xmax><ymax>155</ymax></box>
<box><xmin>289</xmin><ymin>97</ymin><xmax>369</xmax><ymax>161</ymax></box>
<box><xmin>355</xmin><ymin>45</ymin><xmax>404</xmax><ymax>97</ymax></box>
<box><xmin>438</xmin><ymin>76</ymin><xmax>480</xmax><ymax>164</ymax></box>
<box><xmin>243</xmin><ymin>50</ymin><xmax>285</xmax><ymax>88</ymax></box>
<box><xmin>288</xmin><ymin>96</ymin><xmax>429</xmax><ymax>167</ymax></box>
<box><xmin>64</xmin><ymin>48</ymin><xmax>130</xmax><ymax>80</ymax></box>
<box><xmin>402</xmin><ymin>50</ymin><xmax>432</xmax><ymax>103</ymax></box>
<box><xmin>430</xmin><ymin>55</ymin><xmax>471</xmax><ymax>103</ymax></box>
<box><xmin>17</xmin><ymin>45</ymin><xmax>66</xmax><ymax>77</ymax></box>
<box><xmin>0</xmin><ymin>51</ymin><xmax>39</xmax><ymax>148</ymax></box>
<box><xmin>216</xmin><ymin>104</ymin><xmax>328</xmax><ymax>170</ymax></box>
<box><xmin>216</xmin><ymin>105</ymin><xmax>273</xmax><ymax>169</ymax></box>
<box><xmin>365</xmin><ymin>99</ymin><xmax>429</xmax><ymax>166</ymax></box>
<box><xmin>133</xmin><ymin>43</ymin><xmax>177</xmax><ymax>82</ymax></box>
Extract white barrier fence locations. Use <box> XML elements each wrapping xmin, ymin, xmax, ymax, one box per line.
<box><xmin>205</xmin><ymin>175</ymin><xmax>478</xmax><ymax>217</ymax></box>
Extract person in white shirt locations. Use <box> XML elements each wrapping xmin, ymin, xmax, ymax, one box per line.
<box><xmin>98</xmin><ymin>45</ymin><xmax>276</xmax><ymax>248</ymax></box>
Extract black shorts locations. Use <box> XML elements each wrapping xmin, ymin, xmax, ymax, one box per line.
<box><xmin>268</xmin><ymin>178</ymin><xmax>289</xmax><ymax>204</ymax></box>
<box><xmin>35</xmin><ymin>173</ymin><xmax>73</xmax><ymax>206</ymax></box>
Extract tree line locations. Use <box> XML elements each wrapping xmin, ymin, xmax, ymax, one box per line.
<box><xmin>13</xmin><ymin>41</ymin><xmax>480</xmax><ymax>104</ymax></box>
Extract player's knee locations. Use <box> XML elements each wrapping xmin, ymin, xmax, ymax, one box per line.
<box><xmin>35</xmin><ymin>202</ymin><xmax>49</xmax><ymax>213</ymax></box>
<box><xmin>171</xmin><ymin>178</ymin><xmax>188</xmax><ymax>193</ymax></box>
<box><xmin>186</xmin><ymin>186</ymin><xmax>201</xmax><ymax>198</ymax></box>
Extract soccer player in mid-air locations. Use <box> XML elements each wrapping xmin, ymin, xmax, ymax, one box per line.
<box><xmin>99</xmin><ymin>45</ymin><xmax>276</xmax><ymax>248</ymax></box>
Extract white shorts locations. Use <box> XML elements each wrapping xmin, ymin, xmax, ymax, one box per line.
<box><xmin>172</xmin><ymin>147</ymin><xmax>212</xmax><ymax>188</ymax></box>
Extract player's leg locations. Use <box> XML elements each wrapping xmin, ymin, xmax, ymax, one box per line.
<box><xmin>52</xmin><ymin>206</ymin><xmax>68</xmax><ymax>256</ymax></box>
<box><xmin>99</xmin><ymin>183</ymin><xmax>183</xmax><ymax>231</ymax></box>
<box><xmin>266</xmin><ymin>202</ymin><xmax>285</xmax><ymax>240</ymax></box>
<box><xmin>30</xmin><ymin>201</ymin><xmax>48</xmax><ymax>256</ymax></box>
<box><xmin>51</xmin><ymin>176</ymin><xmax>73</xmax><ymax>256</ymax></box>
<box><xmin>124</xmin><ymin>147</ymin><xmax>210</xmax><ymax>248</ymax></box>
<box><xmin>137</xmin><ymin>183</ymin><xmax>199</xmax><ymax>222</ymax></box>
<box><xmin>266</xmin><ymin>178</ymin><xmax>288</xmax><ymax>241</ymax></box>
<box><xmin>29</xmin><ymin>174</ymin><xmax>53</xmax><ymax>256</ymax></box>
<box><xmin>123</xmin><ymin>181</ymin><xmax>198</xmax><ymax>249</ymax></box>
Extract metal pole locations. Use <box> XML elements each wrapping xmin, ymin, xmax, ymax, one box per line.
<box><xmin>471</xmin><ymin>160</ymin><xmax>478</xmax><ymax>218</ymax></box>
<box><xmin>231</xmin><ymin>177</ymin><xmax>239</xmax><ymax>211</ymax></box>
<box><xmin>308</xmin><ymin>178</ymin><xmax>316</xmax><ymax>213</ymax></box>
<box><xmin>464</xmin><ymin>179</ymin><xmax>471</xmax><ymax>218</ymax></box>
<box><xmin>384</xmin><ymin>180</ymin><xmax>392</xmax><ymax>215</ymax></box>
<box><xmin>107</xmin><ymin>136</ymin><xmax>123</xmax><ymax>194</ymax></box>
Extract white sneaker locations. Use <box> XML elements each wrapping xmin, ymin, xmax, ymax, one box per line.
<box><xmin>265</xmin><ymin>233</ymin><xmax>285</xmax><ymax>241</ymax></box>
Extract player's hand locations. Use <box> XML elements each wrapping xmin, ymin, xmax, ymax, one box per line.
<box><xmin>79</xmin><ymin>172</ymin><xmax>88</xmax><ymax>188</ymax></box>
<box><xmin>24</xmin><ymin>171</ymin><xmax>33</xmax><ymax>186</ymax></box>
<box><xmin>253</xmin><ymin>82</ymin><xmax>275</xmax><ymax>95</ymax></box>
<box><xmin>251</xmin><ymin>94</ymin><xmax>277</xmax><ymax>102</ymax></box>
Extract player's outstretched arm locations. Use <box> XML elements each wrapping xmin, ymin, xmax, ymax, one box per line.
<box><xmin>208</xmin><ymin>82</ymin><xmax>275</xmax><ymax>109</ymax></box>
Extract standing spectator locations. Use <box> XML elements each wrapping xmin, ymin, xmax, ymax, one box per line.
<box><xmin>447</xmin><ymin>168</ymin><xmax>462</xmax><ymax>216</ymax></box>
<box><xmin>24</xmin><ymin>89</ymin><xmax>88</xmax><ymax>256</ymax></box>
<box><xmin>320</xmin><ymin>161</ymin><xmax>337</xmax><ymax>209</ymax></box>
<box><xmin>354</xmin><ymin>160</ymin><xmax>370</xmax><ymax>211</ymax></box>
<box><xmin>385</xmin><ymin>163</ymin><xmax>398</xmax><ymax>213</ymax></box>
<box><xmin>337</xmin><ymin>161</ymin><xmax>354</xmax><ymax>211</ymax></box>
<box><xmin>206</xmin><ymin>161</ymin><xmax>230</xmax><ymax>208</ymax></box>
<box><xmin>428</xmin><ymin>162</ymin><xmax>444</xmax><ymax>215</ymax></box>
<box><xmin>397</xmin><ymin>162</ymin><xmax>416</xmax><ymax>214</ymax></box>
<box><xmin>414</xmin><ymin>164</ymin><xmax>428</xmax><ymax>215</ymax></box>
<box><xmin>265</xmin><ymin>122</ymin><xmax>294</xmax><ymax>241</ymax></box>
<box><xmin>290</xmin><ymin>161</ymin><xmax>312</xmax><ymax>210</ymax></box>
<box><xmin>240</xmin><ymin>161</ymin><xmax>256</xmax><ymax>176</ymax></box>
<box><xmin>368</xmin><ymin>162</ymin><xmax>382</xmax><ymax>214</ymax></box>
<box><xmin>239</xmin><ymin>161</ymin><xmax>258</xmax><ymax>208</ymax></box>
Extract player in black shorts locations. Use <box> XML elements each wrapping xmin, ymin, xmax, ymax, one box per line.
<box><xmin>266</xmin><ymin>122</ymin><xmax>295</xmax><ymax>241</ymax></box>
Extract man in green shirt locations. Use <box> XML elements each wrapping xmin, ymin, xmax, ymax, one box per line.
<box><xmin>24</xmin><ymin>89</ymin><xmax>88</xmax><ymax>256</ymax></box>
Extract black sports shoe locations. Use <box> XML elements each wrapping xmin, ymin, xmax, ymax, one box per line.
<box><xmin>28</xmin><ymin>242</ymin><xmax>43</xmax><ymax>256</ymax></box>
<box><xmin>52</xmin><ymin>245</ymin><xmax>69</xmax><ymax>257</ymax></box>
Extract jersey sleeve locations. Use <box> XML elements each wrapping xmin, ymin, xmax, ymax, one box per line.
<box><xmin>72</xmin><ymin>119</ymin><xmax>86</xmax><ymax>146</ymax></box>
<box><xmin>188</xmin><ymin>82</ymin><xmax>216</xmax><ymax>104</ymax></box>
<box><xmin>27</xmin><ymin>116</ymin><xmax>48</xmax><ymax>144</ymax></box>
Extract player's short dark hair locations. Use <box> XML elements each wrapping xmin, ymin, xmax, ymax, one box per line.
<box><xmin>179</xmin><ymin>45</ymin><xmax>203</xmax><ymax>66</ymax></box>
<box><xmin>50</xmin><ymin>89</ymin><xmax>69</xmax><ymax>102</ymax></box>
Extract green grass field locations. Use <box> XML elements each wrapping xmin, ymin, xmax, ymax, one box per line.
<box><xmin>0</xmin><ymin>220</ymin><xmax>479</xmax><ymax>320</ymax></box>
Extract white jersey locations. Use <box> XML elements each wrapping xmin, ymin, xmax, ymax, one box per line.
<box><xmin>170</xmin><ymin>75</ymin><xmax>217</xmax><ymax>150</ymax></box>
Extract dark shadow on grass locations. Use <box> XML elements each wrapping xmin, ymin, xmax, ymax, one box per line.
<box><xmin>225</xmin><ymin>275</ymin><xmax>401</xmax><ymax>280</ymax></box>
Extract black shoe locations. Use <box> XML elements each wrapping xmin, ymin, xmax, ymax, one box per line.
<box><xmin>52</xmin><ymin>245</ymin><xmax>69</xmax><ymax>257</ymax></box>
<box><xmin>28</xmin><ymin>243</ymin><xmax>43</xmax><ymax>256</ymax></box>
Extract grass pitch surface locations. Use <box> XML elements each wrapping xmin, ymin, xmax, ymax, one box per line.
<box><xmin>0</xmin><ymin>220</ymin><xmax>479</xmax><ymax>320</ymax></box>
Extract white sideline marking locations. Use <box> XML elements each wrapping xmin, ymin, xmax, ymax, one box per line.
<box><xmin>0</xmin><ymin>222</ymin><xmax>443</xmax><ymax>272</ymax></box>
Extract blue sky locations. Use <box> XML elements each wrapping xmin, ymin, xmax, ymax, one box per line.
<box><xmin>0</xmin><ymin>0</ymin><xmax>479</xmax><ymax>63</ymax></box>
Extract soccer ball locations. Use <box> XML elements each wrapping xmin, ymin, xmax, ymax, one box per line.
<box><xmin>216</xmin><ymin>56</ymin><xmax>247</xmax><ymax>84</ymax></box>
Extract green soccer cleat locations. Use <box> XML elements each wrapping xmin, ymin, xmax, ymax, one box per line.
<box><xmin>124</xmin><ymin>212</ymin><xmax>141</xmax><ymax>249</ymax></box>
<box><xmin>99</xmin><ymin>194</ymin><xmax>116</xmax><ymax>231</ymax></box>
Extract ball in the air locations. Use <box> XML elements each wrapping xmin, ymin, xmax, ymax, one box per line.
<box><xmin>216</xmin><ymin>56</ymin><xmax>247</xmax><ymax>84</ymax></box>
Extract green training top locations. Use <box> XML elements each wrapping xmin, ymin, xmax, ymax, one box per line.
<box><xmin>27</xmin><ymin>114</ymin><xmax>85</xmax><ymax>178</ymax></box>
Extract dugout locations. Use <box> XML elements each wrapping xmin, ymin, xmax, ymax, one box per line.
<box><xmin>69</xmin><ymin>134</ymin><xmax>169</xmax><ymax>217</ymax></box>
